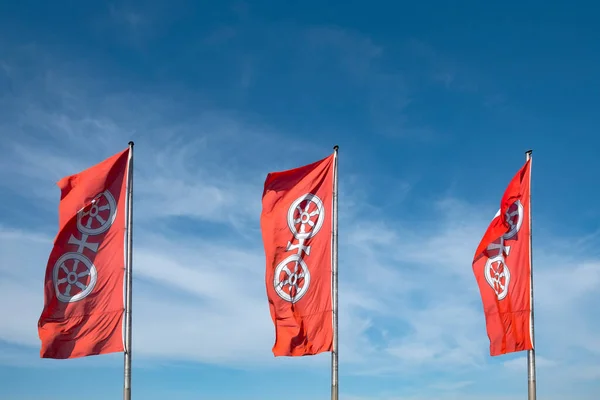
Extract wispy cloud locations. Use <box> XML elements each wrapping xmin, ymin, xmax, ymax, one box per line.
<box><xmin>405</xmin><ymin>38</ymin><xmax>478</xmax><ymax>92</ymax></box>
<box><xmin>0</xmin><ymin>26</ymin><xmax>598</xmax><ymax>400</ymax></box>
<box><xmin>304</xmin><ymin>26</ymin><xmax>384</xmax><ymax>76</ymax></box>
<box><xmin>108</xmin><ymin>4</ymin><xmax>146</xmax><ymax>28</ymax></box>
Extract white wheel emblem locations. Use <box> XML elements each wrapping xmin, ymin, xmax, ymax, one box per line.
<box><xmin>484</xmin><ymin>255</ymin><xmax>511</xmax><ymax>300</ymax></box>
<box><xmin>483</xmin><ymin>200</ymin><xmax>523</xmax><ymax>300</ymax></box>
<box><xmin>52</xmin><ymin>189</ymin><xmax>119</xmax><ymax>303</ymax></box>
<box><xmin>77</xmin><ymin>190</ymin><xmax>117</xmax><ymax>235</ymax></box>
<box><xmin>273</xmin><ymin>193</ymin><xmax>326</xmax><ymax>303</ymax></box>
<box><xmin>274</xmin><ymin>255</ymin><xmax>311</xmax><ymax>303</ymax></box>
<box><xmin>52</xmin><ymin>252</ymin><xmax>98</xmax><ymax>303</ymax></box>
<box><xmin>503</xmin><ymin>200</ymin><xmax>523</xmax><ymax>240</ymax></box>
<box><xmin>287</xmin><ymin>193</ymin><xmax>325</xmax><ymax>240</ymax></box>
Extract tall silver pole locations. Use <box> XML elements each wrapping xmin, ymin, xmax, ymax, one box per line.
<box><xmin>331</xmin><ymin>145</ymin><xmax>339</xmax><ymax>400</ymax></box>
<box><xmin>124</xmin><ymin>141</ymin><xmax>134</xmax><ymax>400</ymax></box>
<box><xmin>525</xmin><ymin>149</ymin><xmax>536</xmax><ymax>400</ymax></box>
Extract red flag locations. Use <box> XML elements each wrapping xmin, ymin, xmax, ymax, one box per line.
<box><xmin>260</xmin><ymin>154</ymin><xmax>335</xmax><ymax>356</ymax></box>
<box><xmin>472</xmin><ymin>159</ymin><xmax>533</xmax><ymax>356</ymax></box>
<box><xmin>38</xmin><ymin>147</ymin><xmax>131</xmax><ymax>359</ymax></box>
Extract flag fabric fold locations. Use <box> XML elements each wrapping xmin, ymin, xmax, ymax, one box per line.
<box><xmin>472</xmin><ymin>159</ymin><xmax>533</xmax><ymax>356</ymax></box>
<box><xmin>38</xmin><ymin>147</ymin><xmax>131</xmax><ymax>359</ymax></box>
<box><xmin>260</xmin><ymin>154</ymin><xmax>335</xmax><ymax>356</ymax></box>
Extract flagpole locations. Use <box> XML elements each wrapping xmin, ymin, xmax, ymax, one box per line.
<box><xmin>525</xmin><ymin>149</ymin><xmax>536</xmax><ymax>400</ymax></box>
<box><xmin>331</xmin><ymin>145</ymin><xmax>339</xmax><ymax>400</ymax></box>
<box><xmin>124</xmin><ymin>141</ymin><xmax>134</xmax><ymax>400</ymax></box>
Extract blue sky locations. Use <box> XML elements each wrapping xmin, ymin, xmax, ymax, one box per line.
<box><xmin>0</xmin><ymin>1</ymin><xmax>599</xmax><ymax>399</ymax></box>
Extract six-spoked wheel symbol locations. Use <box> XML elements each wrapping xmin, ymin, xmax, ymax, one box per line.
<box><xmin>274</xmin><ymin>255</ymin><xmax>311</xmax><ymax>303</ymax></box>
<box><xmin>77</xmin><ymin>190</ymin><xmax>117</xmax><ymax>235</ymax></box>
<box><xmin>484</xmin><ymin>255</ymin><xmax>511</xmax><ymax>300</ymax></box>
<box><xmin>287</xmin><ymin>193</ymin><xmax>325</xmax><ymax>240</ymax></box>
<box><xmin>52</xmin><ymin>252</ymin><xmax>98</xmax><ymax>303</ymax></box>
<box><xmin>503</xmin><ymin>200</ymin><xmax>523</xmax><ymax>240</ymax></box>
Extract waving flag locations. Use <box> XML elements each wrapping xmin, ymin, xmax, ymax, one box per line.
<box><xmin>472</xmin><ymin>158</ymin><xmax>533</xmax><ymax>356</ymax></box>
<box><xmin>260</xmin><ymin>153</ymin><xmax>335</xmax><ymax>357</ymax></box>
<box><xmin>38</xmin><ymin>147</ymin><xmax>131</xmax><ymax>359</ymax></box>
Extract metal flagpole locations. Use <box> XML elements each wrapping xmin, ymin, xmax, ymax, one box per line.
<box><xmin>124</xmin><ymin>141</ymin><xmax>134</xmax><ymax>400</ymax></box>
<box><xmin>331</xmin><ymin>145</ymin><xmax>339</xmax><ymax>400</ymax></box>
<box><xmin>525</xmin><ymin>149</ymin><xmax>536</xmax><ymax>400</ymax></box>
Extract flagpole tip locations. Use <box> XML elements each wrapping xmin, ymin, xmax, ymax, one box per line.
<box><xmin>128</xmin><ymin>141</ymin><xmax>134</xmax><ymax>147</ymax></box>
<box><xmin>525</xmin><ymin>149</ymin><xmax>532</xmax><ymax>155</ymax></box>
<box><xmin>333</xmin><ymin>145</ymin><xmax>339</xmax><ymax>151</ymax></box>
